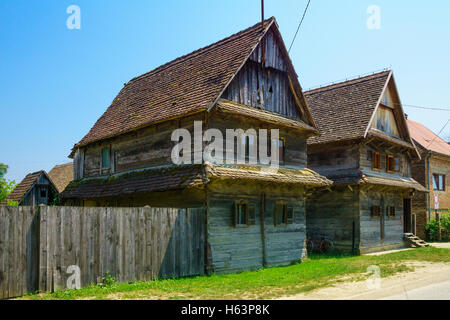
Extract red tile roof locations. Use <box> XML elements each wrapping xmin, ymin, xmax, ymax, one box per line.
<box><xmin>305</xmin><ymin>70</ymin><xmax>392</xmax><ymax>145</ymax></box>
<box><xmin>407</xmin><ymin>120</ymin><xmax>450</xmax><ymax>157</ymax></box>
<box><xmin>73</xmin><ymin>18</ymin><xmax>278</xmax><ymax>151</ymax></box>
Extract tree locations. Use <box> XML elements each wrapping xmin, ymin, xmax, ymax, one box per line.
<box><xmin>0</xmin><ymin>163</ymin><xmax>17</xmax><ymax>203</ymax></box>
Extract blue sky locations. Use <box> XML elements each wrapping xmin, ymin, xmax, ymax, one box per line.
<box><xmin>0</xmin><ymin>0</ymin><xmax>449</xmax><ymax>183</ymax></box>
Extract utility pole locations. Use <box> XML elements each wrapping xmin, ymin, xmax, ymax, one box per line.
<box><xmin>261</xmin><ymin>0</ymin><xmax>266</xmax><ymax>65</ymax></box>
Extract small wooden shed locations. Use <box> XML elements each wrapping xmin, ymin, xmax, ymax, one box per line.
<box><xmin>3</xmin><ymin>171</ymin><xmax>58</xmax><ymax>206</ymax></box>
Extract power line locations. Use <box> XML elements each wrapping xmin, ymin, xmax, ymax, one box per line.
<box><xmin>288</xmin><ymin>0</ymin><xmax>311</xmax><ymax>53</ymax></box>
<box><xmin>426</xmin><ymin>118</ymin><xmax>450</xmax><ymax>149</ymax></box>
<box><xmin>402</xmin><ymin>104</ymin><xmax>450</xmax><ymax>112</ymax></box>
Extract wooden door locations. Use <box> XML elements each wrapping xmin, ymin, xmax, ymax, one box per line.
<box><xmin>403</xmin><ymin>198</ymin><xmax>412</xmax><ymax>233</ymax></box>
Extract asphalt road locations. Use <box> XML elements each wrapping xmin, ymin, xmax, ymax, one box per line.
<box><xmin>381</xmin><ymin>280</ymin><xmax>450</xmax><ymax>300</ymax></box>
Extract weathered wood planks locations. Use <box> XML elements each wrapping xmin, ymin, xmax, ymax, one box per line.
<box><xmin>0</xmin><ymin>206</ymin><xmax>205</xmax><ymax>299</ymax></box>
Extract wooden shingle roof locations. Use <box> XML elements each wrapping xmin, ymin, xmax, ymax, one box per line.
<box><xmin>305</xmin><ymin>70</ymin><xmax>392</xmax><ymax>145</ymax></box>
<box><xmin>60</xmin><ymin>165</ymin><xmax>204</xmax><ymax>200</ymax></box>
<box><xmin>72</xmin><ymin>17</ymin><xmax>283</xmax><ymax>152</ymax></box>
<box><xmin>48</xmin><ymin>163</ymin><xmax>74</xmax><ymax>193</ymax></box>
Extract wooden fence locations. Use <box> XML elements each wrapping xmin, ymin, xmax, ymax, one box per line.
<box><xmin>0</xmin><ymin>206</ymin><xmax>205</xmax><ymax>299</ymax></box>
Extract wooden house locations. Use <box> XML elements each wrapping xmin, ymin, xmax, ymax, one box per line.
<box><xmin>61</xmin><ymin>17</ymin><xmax>331</xmax><ymax>273</ymax></box>
<box><xmin>3</xmin><ymin>171</ymin><xmax>58</xmax><ymax>206</ymax></box>
<box><xmin>305</xmin><ymin>70</ymin><xmax>428</xmax><ymax>254</ymax></box>
<box><xmin>408</xmin><ymin>119</ymin><xmax>450</xmax><ymax>239</ymax></box>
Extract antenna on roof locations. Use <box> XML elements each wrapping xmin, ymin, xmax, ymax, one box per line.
<box><xmin>261</xmin><ymin>0</ymin><xmax>266</xmax><ymax>65</ymax></box>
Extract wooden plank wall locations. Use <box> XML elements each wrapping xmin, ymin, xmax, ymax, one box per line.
<box><xmin>0</xmin><ymin>206</ymin><xmax>205</xmax><ymax>299</ymax></box>
<box><xmin>0</xmin><ymin>206</ymin><xmax>39</xmax><ymax>299</ymax></box>
<box><xmin>306</xmin><ymin>188</ymin><xmax>359</xmax><ymax>252</ymax></box>
<box><xmin>207</xmin><ymin>191</ymin><xmax>307</xmax><ymax>274</ymax></box>
<box><xmin>359</xmin><ymin>189</ymin><xmax>404</xmax><ymax>251</ymax></box>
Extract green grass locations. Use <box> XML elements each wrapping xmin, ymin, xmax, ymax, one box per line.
<box><xmin>18</xmin><ymin>247</ymin><xmax>450</xmax><ymax>300</ymax></box>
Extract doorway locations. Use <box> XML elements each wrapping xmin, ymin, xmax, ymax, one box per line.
<box><xmin>403</xmin><ymin>198</ymin><xmax>412</xmax><ymax>233</ymax></box>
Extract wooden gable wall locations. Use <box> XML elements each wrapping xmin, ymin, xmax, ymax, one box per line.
<box><xmin>221</xmin><ymin>28</ymin><xmax>303</xmax><ymax>120</ymax></box>
<box><xmin>369</xmin><ymin>77</ymin><xmax>410</xmax><ymax>142</ymax></box>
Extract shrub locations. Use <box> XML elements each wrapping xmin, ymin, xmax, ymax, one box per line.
<box><xmin>425</xmin><ymin>215</ymin><xmax>450</xmax><ymax>242</ymax></box>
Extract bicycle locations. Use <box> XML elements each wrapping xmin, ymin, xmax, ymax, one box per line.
<box><xmin>306</xmin><ymin>236</ymin><xmax>334</xmax><ymax>254</ymax></box>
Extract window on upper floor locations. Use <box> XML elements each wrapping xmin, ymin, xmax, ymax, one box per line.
<box><xmin>433</xmin><ymin>174</ymin><xmax>445</xmax><ymax>191</ymax></box>
<box><xmin>101</xmin><ymin>147</ymin><xmax>110</xmax><ymax>169</ymax></box>
<box><xmin>387</xmin><ymin>155</ymin><xmax>400</xmax><ymax>173</ymax></box>
<box><xmin>373</xmin><ymin>152</ymin><xmax>382</xmax><ymax>170</ymax></box>
<box><xmin>373</xmin><ymin>152</ymin><xmax>399</xmax><ymax>173</ymax></box>
<box><xmin>277</xmin><ymin>138</ymin><xmax>285</xmax><ymax>163</ymax></box>
<box><xmin>40</xmin><ymin>187</ymin><xmax>47</xmax><ymax>198</ymax></box>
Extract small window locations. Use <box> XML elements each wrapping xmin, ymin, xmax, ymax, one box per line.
<box><xmin>380</xmin><ymin>154</ymin><xmax>386</xmax><ymax>170</ymax></box>
<box><xmin>101</xmin><ymin>148</ymin><xmax>111</xmax><ymax>169</ymax></box>
<box><xmin>278</xmin><ymin>139</ymin><xmax>285</xmax><ymax>163</ymax></box>
<box><xmin>233</xmin><ymin>201</ymin><xmax>252</xmax><ymax>227</ymax></box>
<box><xmin>40</xmin><ymin>187</ymin><xmax>47</xmax><ymax>198</ymax></box>
<box><xmin>387</xmin><ymin>156</ymin><xmax>399</xmax><ymax>172</ymax></box>
<box><xmin>242</xmin><ymin>134</ymin><xmax>256</xmax><ymax>161</ymax></box>
<box><xmin>373</xmin><ymin>152</ymin><xmax>381</xmax><ymax>170</ymax></box>
<box><xmin>433</xmin><ymin>174</ymin><xmax>445</xmax><ymax>191</ymax></box>
<box><xmin>274</xmin><ymin>202</ymin><xmax>294</xmax><ymax>226</ymax></box>
<box><xmin>388</xmin><ymin>206</ymin><xmax>395</xmax><ymax>217</ymax></box>
<box><xmin>395</xmin><ymin>157</ymin><xmax>400</xmax><ymax>172</ymax></box>
<box><xmin>371</xmin><ymin>206</ymin><xmax>381</xmax><ymax>217</ymax></box>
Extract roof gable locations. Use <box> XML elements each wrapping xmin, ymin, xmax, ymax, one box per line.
<box><xmin>218</xmin><ymin>24</ymin><xmax>316</xmax><ymax>127</ymax></box>
<box><xmin>6</xmin><ymin>171</ymin><xmax>57</xmax><ymax>204</ymax></box>
<box><xmin>72</xmin><ymin>17</ymin><xmax>317</xmax><ymax>155</ymax></box>
<box><xmin>305</xmin><ymin>70</ymin><xmax>392</xmax><ymax>145</ymax></box>
<box><xmin>73</xmin><ymin>18</ymin><xmax>276</xmax><ymax>152</ymax></box>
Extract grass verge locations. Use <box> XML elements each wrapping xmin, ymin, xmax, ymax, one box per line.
<box><xmin>18</xmin><ymin>247</ymin><xmax>450</xmax><ymax>300</ymax></box>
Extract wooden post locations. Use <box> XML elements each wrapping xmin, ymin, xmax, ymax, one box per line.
<box><xmin>412</xmin><ymin>214</ymin><xmax>417</xmax><ymax>235</ymax></box>
<box><xmin>260</xmin><ymin>193</ymin><xmax>267</xmax><ymax>267</ymax></box>
<box><xmin>437</xmin><ymin>212</ymin><xmax>442</xmax><ymax>242</ymax></box>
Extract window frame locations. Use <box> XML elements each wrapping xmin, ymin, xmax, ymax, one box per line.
<box><xmin>387</xmin><ymin>155</ymin><xmax>400</xmax><ymax>173</ymax></box>
<box><xmin>371</xmin><ymin>205</ymin><xmax>381</xmax><ymax>218</ymax></box>
<box><xmin>433</xmin><ymin>174</ymin><xmax>445</xmax><ymax>191</ymax></box>
<box><xmin>274</xmin><ymin>201</ymin><xmax>294</xmax><ymax>226</ymax></box>
<box><xmin>278</xmin><ymin>138</ymin><xmax>286</xmax><ymax>164</ymax></box>
<box><xmin>387</xmin><ymin>206</ymin><xmax>396</xmax><ymax>218</ymax></box>
<box><xmin>101</xmin><ymin>147</ymin><xmax>111</xmax><ymax>169</ymax></box>
<box><xmin>40</xmin><ymin>187</ymin><xmax>47</xmax><ymax>199</ymax></box>
<box><xmin>373</xmin><ymin>152</ymin><xmax>381</xmax><ymax>170</ymax></box>
<box><xmin>233</xmin><ymin>200</ymin><xmax>255</xmax><ymax>228</ymax></box>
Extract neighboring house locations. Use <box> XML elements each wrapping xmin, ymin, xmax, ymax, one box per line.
<box><xmin>305</xmin><ymin>70</ymin><xmax>428</xmax><ymax>254</ymax></box>
<box><xmin>408</xmin><ymin>119</ymin><xmax>450</xmax><ymax>239</ymax></box>
<box><xmin>48</xmin><ymin>162</ymin><xmax>74</xmax><ymax>193</ymax></box>
<box><xmin>61</xmin><ymin>17</ymin><xmax>331</xmax><ymax>274</ymax></box>
<box><xmin>2</xmin><ymin>171</ymin><xmax>58</xmax><ymax>206</ymax></box>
